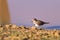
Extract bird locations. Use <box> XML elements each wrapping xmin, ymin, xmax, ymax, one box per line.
<box><xmin>32</xmin><ymin>18</ymin><xmax>49</xmax><ymax>27</ymax></box>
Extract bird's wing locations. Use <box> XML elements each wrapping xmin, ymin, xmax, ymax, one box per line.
<box><xmin>36</xmin><ymin>20</ymin><xmax>42</xmax><ymax>25</ymax></box>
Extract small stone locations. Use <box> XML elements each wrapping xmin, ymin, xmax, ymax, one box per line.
<box><xmin>23</xmin><ymin>38</ymin><xmax>28</xmax><ymax>40</ymax></box>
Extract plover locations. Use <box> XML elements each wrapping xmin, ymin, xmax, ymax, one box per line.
<box><xmin>32</xmin><ymin>18</ymin><xmax>49</xmax><ymax>27</ymax></box>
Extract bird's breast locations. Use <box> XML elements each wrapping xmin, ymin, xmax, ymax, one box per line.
<box><xmin>32</xmin><ymin>21</ymin><xmax>39</xmax><ymax>27</ymax></box>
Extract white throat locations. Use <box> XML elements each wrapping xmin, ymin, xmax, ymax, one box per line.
<box><xmin>32</xmin><ymin>21</ymin><xmax>39</xmax><ymax>27</ymax></box>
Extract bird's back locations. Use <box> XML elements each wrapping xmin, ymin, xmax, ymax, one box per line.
<box><xmin>35</xmin><ymin>20</ymin><xmax>44</xmax><ymax>25</ymax></box>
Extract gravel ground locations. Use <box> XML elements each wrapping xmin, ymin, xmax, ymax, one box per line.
<box><xmin>0</xmin><ymin>24</ymin><xmax>60</xmax><ymax>40</ymax></box>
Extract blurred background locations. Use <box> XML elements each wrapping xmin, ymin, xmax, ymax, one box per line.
<box><xmin>7</xmin><ymin>0</ymin><xmax>60</xmax><ymax>27</ymax></box>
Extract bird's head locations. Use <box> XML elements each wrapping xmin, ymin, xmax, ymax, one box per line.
<box><xmin>32</xmin><ymin>18</ymin><xmax>37</xmax><ymax>22</ymax></box>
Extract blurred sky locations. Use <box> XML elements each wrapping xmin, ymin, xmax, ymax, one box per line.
<box><xmin>7</xmin><ymin>0</ymin><xmax>60</xmax><ymax>26</ymax></box>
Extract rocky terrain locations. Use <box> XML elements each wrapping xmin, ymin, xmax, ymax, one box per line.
<box><xmin>0</xmin><ymin>24</ymin><xmax>60</xmax><ymax>40</ymax></box>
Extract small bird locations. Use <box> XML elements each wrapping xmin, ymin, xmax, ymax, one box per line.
<box><xmin>32</xmin><ymin>18</ymin><xmax>49</xmax><ymax>27</ymax></box>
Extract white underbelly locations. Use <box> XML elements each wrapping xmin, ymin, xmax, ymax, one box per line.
<box><xmin>35</xmin><ymin>24</ymin><xmax>39</xmax><ymax>27</ymax></box>
<box><xmin>33</xmin><ymin>21</ymin><xmax>39</xmax><ymax>27</ymax></box>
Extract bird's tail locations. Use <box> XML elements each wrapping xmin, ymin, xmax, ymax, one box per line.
<box><xmin>44</xmin><ymin>22</ymin><xmax>49</xmax><ymax>24</ymax></box>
